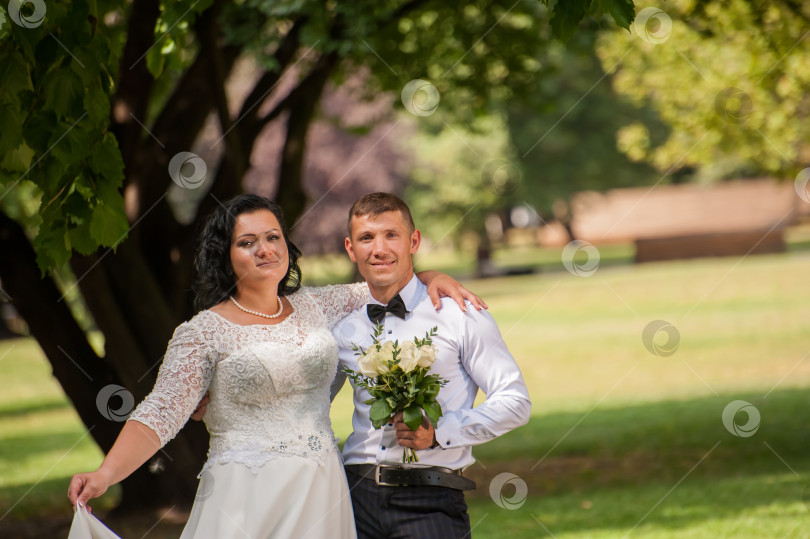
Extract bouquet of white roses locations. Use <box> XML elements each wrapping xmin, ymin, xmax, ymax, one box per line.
<box><xmin>343</xmin><ymin>323</ymin><xmax>448</xmax><ymax>463</ymax></box>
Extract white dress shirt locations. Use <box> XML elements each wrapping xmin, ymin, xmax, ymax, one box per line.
<box><xmin>331</xmin><ymin>275</ymin><xmax>531</xmax><ymax>470</ymax></box>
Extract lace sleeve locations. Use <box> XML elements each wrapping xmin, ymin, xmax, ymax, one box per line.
<box><xmin>127</xmin><ymin>320</ymin><xmax>215</xmax><ymax>447</ymax></box>
<box><xmin>307</xmin><ymin>282</ymin><xmax>370</xmax><ymax>328</ymax></box>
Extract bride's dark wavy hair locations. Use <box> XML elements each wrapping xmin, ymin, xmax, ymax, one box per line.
<box><xmin>193</xmin><ymin>194</ymin><xmax>302</xmax><ymax>311</ymax></box>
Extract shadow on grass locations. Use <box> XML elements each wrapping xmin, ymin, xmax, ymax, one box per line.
<box><xmin>2</xmin><ymin>388</ymin><xmax>808</xmax><ymax>537</ymax></box>
<box><xmin>0</xmin><ymin>476</ymin><xmax>79</xmax><ymax>521</ymax></box>
<box><xmin>475</xmin><ymin>386</ymin><xmax>809</xmax><ymax>467</ymax></box>
<box><xmin>468</xmin><ymin>472</ymin><xmax>809</xmax><ymax>538</ymax></box>
<box><xmin>0</xmin><ymin>477</ymin><xmax>183</xmax><ymax>539</ymax></box>
<box><xmin>0</xmin><ymin>429</ymin><xmax>95</xmax><ymax>463</ymax></box>
<box><xmin>0</xmin><ymin>398</ymin><xmax>70</xmax><ymax>418</ymax></box>
<box><xmin>465</xmin><ymin>387</ymin><xmax>810</xmax><ymax>536</ymax></box>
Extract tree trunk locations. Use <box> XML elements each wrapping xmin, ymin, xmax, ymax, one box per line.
<box><xmin>475</xmin><ymin>234</ymin><xmax>494</xmax><ymax>278</ymax></box>
<box><xmin>5</xmin><ymin>2</ymin><xmax>342</xmax><ymax>515</ymax></box>
<box><xmin>0</xmin><ymin>211</ymin><xmax>121</xmax><ymax>452</ymax></box>
<box><xmin>0</xmin><ymin>211</ymin><xmax>206</xmax><ymax>511</ymax></box>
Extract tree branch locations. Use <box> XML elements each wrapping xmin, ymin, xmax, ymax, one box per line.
<box><xmin>189</xmin><ymin>19</ymin><xmax>308</xmax><ymax>229</ymax></box>
<box><xmin>109</xmin><ymin>0</ymin><xmax>161</xmax><ymax>169</ymax></box>
<box><xmin>200</xmin><ymin>1</ymin><xmax>248</xmax><ymax>190</ymax></box>
<box><xmin>233</xmin><ymin>17</ymin><xmax>307</xmax><ymax>130</ymax></box>
<box><xmin>275</xmin><ymin>50</ymin><xmax>340</xmax><ymax>222</ymax></box>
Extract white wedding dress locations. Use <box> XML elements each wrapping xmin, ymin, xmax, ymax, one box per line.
<box><xmin>80</xmin><ymin>283</ymin><xmax>368</xmax><ymax>539</ymax></box>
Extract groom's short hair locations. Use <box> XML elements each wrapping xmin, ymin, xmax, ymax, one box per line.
<box><xmin>347</xmin><ymin>192</ymin><xmax>415</xmax><ymax>236</ymax></box>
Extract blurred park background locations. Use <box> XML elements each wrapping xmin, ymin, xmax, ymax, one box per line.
<box><xmin>1</xmin><ymin>0</ymin><xmax>810</xmax><ymax>537</ymax></box>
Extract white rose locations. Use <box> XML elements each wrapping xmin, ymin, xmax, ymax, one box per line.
<box><xmin>356</xmin><ymin>341</ymin><xmax>393</xmax><ymax>377</ymax></box>
<box><xmin>357</xmin><ymin>351</ymin><xmax>380</xmax><ymax>378</ymax></box>
<box><xmin>397</xmin><ymin>341</ymin><xmax>419</xmax><ymax>373</ymax></box>
<box><xmin>415</xmin><ymin>343</ymin><xmax>438</xmax><ymax>368</ymax></box>
<box><xmin>372</xmin><ymin>341</ymin><xmax>395</xmax><ymax>374</ymax></box>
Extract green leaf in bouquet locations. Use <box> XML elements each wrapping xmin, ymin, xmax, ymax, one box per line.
<box><xmin>403</xmin><ymin>404</ymin><xmax>423</xmax><ymax>431</ymax></box>
<box><xmin>422</xmin><ymin>400</ymin><xmax>442</xmax><ymax>426</ymax></box>
<box><xmin>363</xmin><ymin>398</ymin><xmax>376</xmax><ymax>405</ymax></box>
<box><xmin>422</xmin><ymin>384</ymin><xmax>438</xmax><ymax>400</ymax></box>
<box><xmin>369</xmin><ymin>398</ymin><xmax>392</xmax><ymax>424</ymax></box>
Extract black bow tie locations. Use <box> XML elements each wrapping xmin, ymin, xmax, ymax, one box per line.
<box><xmin>367</xmin><ymin>294</ymin><xmax>409</xmax><ymax>324</ymax></box>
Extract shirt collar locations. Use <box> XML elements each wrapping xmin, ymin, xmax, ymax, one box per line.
<box><xmin>398</xmin><ymin>274</ymin><xmax>421</xmax><ymax>310</ymax></box>
<box><xmin>367</xmin><ymin>274</ymin><xmax>420</xmax><ymax>309</ymax></box>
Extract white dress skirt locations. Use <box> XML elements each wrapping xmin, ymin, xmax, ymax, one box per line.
<box><xmin>180</xmin><ymin>454</ymin><xmax>356</xmax><ymax>539</ymax></box>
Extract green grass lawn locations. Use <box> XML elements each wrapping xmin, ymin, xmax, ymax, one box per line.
<box><xmin>2</xmin><ymin>249</ymin><xmax>810</xmax><ymax>537</ymax></box>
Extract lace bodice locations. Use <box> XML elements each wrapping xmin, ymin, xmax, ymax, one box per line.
<box><xmin>128</xmin><ymin>283</ymin><xmax>368</xmax><ymax>471</ymax></box>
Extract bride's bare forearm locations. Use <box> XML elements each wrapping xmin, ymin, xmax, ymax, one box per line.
<box><xmin>97</xmin><ymin>420</ymin><xmax>162</xmax><ymax>484</ymax></box>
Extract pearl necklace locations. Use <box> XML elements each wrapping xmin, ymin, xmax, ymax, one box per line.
<box><xmin>229</xmin><ymin>296</ymin><xmax>284</xmax><ymax>319</ymax></box>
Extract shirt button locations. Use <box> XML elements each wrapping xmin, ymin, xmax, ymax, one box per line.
<box><xmin>381</xmin><ymin>446</ymin><xmax>386</xmax><ymax>450</ymax></box>
<box><xmin>446</xmin><ymin>440</ymin><xmax>451</xmax><ymax>445</ymax></box>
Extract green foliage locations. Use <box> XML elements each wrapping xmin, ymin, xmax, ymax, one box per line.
<box><xmin>406</xmin><ymin>114</ymin><xmax>520</xmax><ymax>246</ymax></box>
<box><xmin>406</xmin><ymin>16</ymin><xmax>662</xmax><ymax>239</ymax></box>
<box><xmin>0</xmin><ymin>0</ymin><xmax>213</xmax><ymax>273</ymax></box>
<box><xmin>548</xmin><ymin>0</ymin><xmax>593</xmax><ymax>44</ymax></box>
<box><xmin>544</xmin><ymin>0</ymin><xmax>636</xmax><ymax>43</ymax></box>
<box><xmin>0</xmin><ymin>0</ymin><xmax>636</xmax><ymax>275</ymax></box>
<box><xmin>508</xmin><ymin>20</ymin><xmax>667</xmax><ymax>216</ymax></box>
<box><xmin>0</xmin><ymin>0</ymin><xmax>129</xmax><ymax>271</ymax></box>
<box><xmin>339</xmin><ymin>0</ymin><xmax>636</xmax><ymax>122</ymax></box>
<box><xmin>596</xmin><ymin>0</ymin><xmax>810</xmax><ymax>181</ymax></box>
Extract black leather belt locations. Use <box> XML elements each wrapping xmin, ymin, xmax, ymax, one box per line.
<box><xmin>346</xmin><ymin>464</ymin><xmax>476</xmax><ymax>491</ymax></box>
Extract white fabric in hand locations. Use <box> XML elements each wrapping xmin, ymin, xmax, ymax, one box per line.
<box><xmin>68</xmin><ymin>505</ymin><xmax>121</xmax><ymax>539</ymax></box>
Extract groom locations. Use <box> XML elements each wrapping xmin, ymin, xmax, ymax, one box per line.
<box><xmin>331</xmin><ymin>192</ymin><xmax>531</xmax><ymax>538</ymax></box>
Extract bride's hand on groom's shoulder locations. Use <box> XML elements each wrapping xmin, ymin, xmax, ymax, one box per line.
<box><xmin>68</xmin><ymin>470</ymin><xmax>112</xmax><ymax>512</ymax></box>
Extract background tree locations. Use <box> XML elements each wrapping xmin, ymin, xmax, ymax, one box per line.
<box><xmin>508</xmin><ymin>20</ymin><xmax>669</xmax><ymax>238</ymax></box>
<box><xmin>406</xmin><ymin>12</ymin><xmax>666</xmax><ymax>271</ymax></box>
<box><xmin>596</xmin><ymin>0</ymin><xmax>810</xmax><ymax>183</ymax></box>
<box><xmin>0</xmin><ymin>0</ymin><xmax>635</xmax><ymax>510</ymax></box>
<box><xmin>406</xmin><ymin>115</ymin><xmax>520</xmax><ymax>276</ymax></box>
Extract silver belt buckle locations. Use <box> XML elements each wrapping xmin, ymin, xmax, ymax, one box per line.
<box><xmin>374</xmin><ymin>464</ymin><xmax>400</xmax><ymax>486</ymax></box>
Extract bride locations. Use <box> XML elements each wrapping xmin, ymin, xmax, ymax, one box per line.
<box><xmin>67</xmin><ymin>194</ymin><xmax>481</xmax><ymax>538</ymax></box>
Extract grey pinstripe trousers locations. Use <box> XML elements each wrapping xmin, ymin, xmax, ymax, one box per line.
<box><xmin>345</xmin><ymin>467</ymin><xmax>472</xmax><ymax>538</ymax></box>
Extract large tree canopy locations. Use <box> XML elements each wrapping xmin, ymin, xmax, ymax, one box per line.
<box><xmin>0</xmin><ymin>0</ymin><xmax>635</xmax><ymax>510</ymax></box>
<box><xmin>596</xmin><ymin>0</ymin><xmax>810</xmax><ymax>182</ymax></box>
